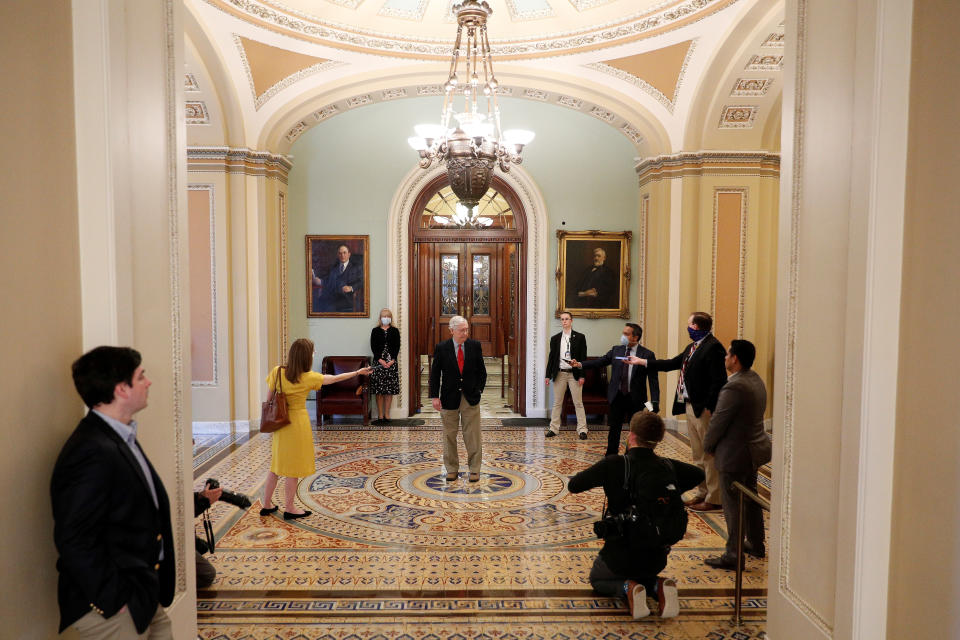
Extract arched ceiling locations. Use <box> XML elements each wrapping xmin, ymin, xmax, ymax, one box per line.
<box><xmin>184</xmin><ymin>0</ymin><xmax>784</xmax><ymax>156</ymax></box>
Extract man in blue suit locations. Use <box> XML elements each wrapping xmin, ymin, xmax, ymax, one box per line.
<box><xmin>571</xmin><ymin>323</ymin><xmax>659</xmax><ymax>456</ymax></box>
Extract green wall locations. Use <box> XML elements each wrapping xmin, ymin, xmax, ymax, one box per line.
<box><xmin>287</xmin><ymin>96</ymin><xmax>640</xmax><ymax>409</ymax></box>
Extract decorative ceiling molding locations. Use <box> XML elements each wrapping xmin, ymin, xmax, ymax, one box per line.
<box><xmin>505</xmin><ymin>0</ymin><xmax>556</xmax><ymax>21</ymax></box>
<box><xmin>730</xmin><ymin>77</ymin><xmax>773</xmax><ymax>97</ymax></box>
<box><xmin>718</xmin><ymin>104</ymin><xmax>758</xmax><ymax>128</ymax></box>
<box><xmin>186</xmin><ymin>101</ymin><xmax>210</xmax><ymax>124</ymax></box>
<box><xmin>567</xmin><ymin>0</ymin><xmax>621</xmax><ymax>10</ymax></box>
<box><xmin>635</xmin><ymin>150</ymin><xmax>780</xmax><ymax>187</ymax></box>
<box><xmin>378</xmin><ymin>0</ymin><xmax>430</xmax><ymax>21</ymax></box>
<box><xmin>185</xmin><ymin>73</ymin><xmax>200</xmax><ymax>91</ymax></box>
<box><xmin>234</xmin><ymin>35</ymin><xmax>345</xmax><ymax>110</ymax></box>
<box><xmin>745</xmin><ymin>54</ymin><xmax>783</xmax><ymax>70</ymax></box>
<box><xmin>280</xmin><ymin>83</ymin><xmax>650</xmax><ymax>151</ymax></box>
<box><xmin>587</xmin><ymin>39</ymin><xmax>696</xmax><ymax>114</ymax></box>
<box><xmin>761</xmin><ymin>32</ymin><xmax>785</xmax><ymax>47</ymax></box>
<box><xmin>187</xmin><ymin>146</ymin><xmax>294</xmax><ymax>182</ymax></box>
<box><xmin>199</xmin><ymin>0</ymin><xmax>741</xmax><ymax>60</ymax></box>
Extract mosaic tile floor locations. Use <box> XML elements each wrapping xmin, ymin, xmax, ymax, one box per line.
<box><xmin>194</xmin><ymin>425</ymin><xmax>767</xmax><ymax>639</ymax></box>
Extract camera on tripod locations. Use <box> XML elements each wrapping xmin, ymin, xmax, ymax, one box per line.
<box><xmin>204</xmin><ymin>478</ymin><xmax>252</xmax><ymax>509</ymax></box>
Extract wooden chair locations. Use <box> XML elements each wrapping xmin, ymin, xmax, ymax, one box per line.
<box><xmin>317</xmin><ymin>355</ymin><xmax>371</xmax><ymax>426</ymax></box>
<box><xmin>561</xmin><ymin>357</ymin><xmax>609</xmax><ymax>425</ymax></box>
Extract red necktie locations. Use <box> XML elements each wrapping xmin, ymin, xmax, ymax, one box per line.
<box><xmin>457</xmin><ymin>343</ymin><xmax>464</xmax><ymax>374</ymax></box>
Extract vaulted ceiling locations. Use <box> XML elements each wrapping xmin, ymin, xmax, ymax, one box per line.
<box><xmin>184</xmin><ymin>0</ymin><xmax>784</xmax><ymax>155</ymax></box>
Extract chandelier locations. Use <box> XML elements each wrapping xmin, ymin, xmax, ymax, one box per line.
<box><xmin>407</xmin><ymin>0</ymin><xmax>534</xmax><ymax>226</ymax></box>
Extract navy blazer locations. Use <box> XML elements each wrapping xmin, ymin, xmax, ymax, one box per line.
<box><xmin>582</xmin><ymin>343</ymin><xmax>660</xmax><ymax>408</ymax></box>
<box><xmin>428</xmin><ymin>338</ymin><xmax>487</xmax><ymax>410</ymax></box>
<box><xmin>647</xmin><ymin>333</ymin><xmax>727</xmax><ymax>418</ymax></box>
<box><xmin>51</xmin><ymin>412</ymin><xmax>175</xmax><ymax>633</ymax></box>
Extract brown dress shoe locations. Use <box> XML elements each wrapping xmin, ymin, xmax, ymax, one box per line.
<box><xmin>468</xmin><ymin>472</ymin><xmax>480</xmax><ymax>482</ymax></box>
<box><xmin>687</xmin><ymin>502</ymin><xmax>723</xmax><ymax>512</ymax></box>
<box><xmin>445</xmin><ymin>471</ymin><xmax>458</xmax><ymax>481</ymax></box>
<box><xmin>683</xmin><ymin>496</ymin><xmax>705</xmax><ymax>507</ymax></box>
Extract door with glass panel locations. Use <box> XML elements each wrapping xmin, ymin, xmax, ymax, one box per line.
<box><xmin>433</xmin><ymin>243</ymin><xmax>499</xmax><ymax>356</ymax></box>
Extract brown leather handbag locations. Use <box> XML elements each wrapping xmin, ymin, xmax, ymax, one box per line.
<box><xmin>260</xmin><ymin>367</ymin><xmax>290</xmax><ymax>433</ymax></box>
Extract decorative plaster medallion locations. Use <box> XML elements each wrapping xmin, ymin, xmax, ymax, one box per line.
<box><xmin>718</xmin><ymin>104</ymin><xmax>758</xmax><ymax>128</ymax></box>
<box><xmin>417</xmin><ymin>85</ymin><xmax>443</xmax><ymax>95</ymax></box>
<box><xmin>731</xmin><ymin>78</ymin><xmax>773</xmax><ymax>97</ymax></box>
<box><xmin>557</xmin><ymin>95</ymin><xmax>583</xmax><ymax>109</ymax></box>
<box><xmin>505</xmin><ymin>0</ymin><xmax>555</xmax><ymax>21</ymax></box>
<box><xmin>745</xmin><ymin>54</ymin><xmax>783</xmax><ymax>70</ymax></box>
<box><xmin>761</xmin><ymin>32</ymin><xmax>785</xmax><ymax>47</ymax></box>
<box><xmin>347</xmin><ymin>94</ymin><xmax>373</xmax><ymax>108</ymax></box>
<box><xmin>382</xmin><ymin>88</ymin><xmax>408</xmax><ymax>100</ymax></box>
<box><xmin>567</xmin><ymin>0</ymin><xmax>620</xmax><ymax>9</ymax></box>
<box><xmin>186</xmin><ymin>101</ymin><xmax>210</xmax><ymax>124</ymax></box>
<box><xmin>378</xmin><ymin>0</ymin><xmax>429</xmax><ymax>20</ymax></box>
<box><xmin>523</xmin><ymin>88</ymin><xmax>549</xmax><ymax>101</ymax></box>
<box><xmin>589</xmin><ymin>106</ymin><xmax>615</xmax><ymax>122</ymax></box>
<box><xmin>286</xmin><ymin>121</ymin><xmax>308</xmax><ymax>142</ymax></box>
<box><xmin>495</xmin><ymin>86</ymin><xmax>514</xmax><ymax>96</ymax></box>
<box><xmin>621</xmin><ymin>123</ymin><xmax>644</xmax><ymax>145</ymax></box>
<box><xmin>185</xmin><ymin>73</ymin><xmax>200</xmax><ymax>92</ymax></box>
<box><xmin>313</xmin><ymin>105</ymin><xmax>339</xmax><ymax>121</ymax></box>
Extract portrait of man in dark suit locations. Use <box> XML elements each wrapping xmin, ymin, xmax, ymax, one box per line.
<box><xmin>51</xmin><ymin>346</ymin><xmax>175</xmax><ymax>638</ymax></box>
<box><xmin>571</xmin><ymin>246</ymin><xmax>618</xmax><ymax>309</ymax></box>
<box><xmin>307</xmin><ymin>236</ymin><xmax>369</xmax><ymax>317</ymax></box>
<box><xmin>557</xmin><ymin>232</ymin><xmax>630</xmax><ymax>318</ymax></box>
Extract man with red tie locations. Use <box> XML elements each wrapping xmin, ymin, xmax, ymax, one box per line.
<box><xmin>429</xmin><ymin>315</ymin><xmax>487</xmax><ymax>483</ymax></box>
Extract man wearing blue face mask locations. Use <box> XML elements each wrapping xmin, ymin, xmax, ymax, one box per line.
<box><xmin>628</xmin><ymin>311</ymin><xmax>727</xmax><ymax>511</ymax></box>
<box><xmin>570</xmin><ymin>323</ymin><xmax>658</xmax><ymax>456</ymax></box>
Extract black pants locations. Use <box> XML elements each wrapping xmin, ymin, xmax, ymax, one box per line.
<box><xmin>606</xmin><ymin>392</ymin><xmax>641</xmax><ymax>456</ymax></box>
<box><xmin>196</xmin><ymin>550</ymin><xmax>216</xmax><ymax>589</ymax></box>
<box><xmin>720</xmin><ymin>470</ymin><xmax>765</xmax><ymax>556</ymax></box>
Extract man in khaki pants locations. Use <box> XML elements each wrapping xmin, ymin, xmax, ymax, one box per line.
<box><xmin>545</xmin><ymin>311</ymin><xmax>588</xmax><ymax>439</ymax></box>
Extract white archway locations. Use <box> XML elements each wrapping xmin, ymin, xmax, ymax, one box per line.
<box><xmin>386</xmin><ymin>163</ymin><xmax>550</xmax><ymax>417</ymax></box>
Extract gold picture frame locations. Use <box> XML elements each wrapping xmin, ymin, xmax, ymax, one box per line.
<box><xmin>306</xmin><ymin>235</ymin><xmax>370</xmax><ymax>317</ymax></box>
<box><xmin>556</xmin><ymin>230</ymin><xmax>631</xmax><ymax>319</ymax></box>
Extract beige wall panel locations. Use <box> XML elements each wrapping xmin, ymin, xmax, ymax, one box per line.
<box><xmin>189</xmin><ymin>186</ymin><xmax>216</xmax><ymax>382</ymax></box>
<box><xmin>888</xmin><ymin>0</ymin><xmax>960</xmax><ymax>637</ymax></box>
<box><xmin>713</xmin><ymin>191</ymin><xmax>743</xmax><ymax>347</ymax></box>
<box><xmin>0</xmin><ymin>2</ymin><xmax>82</xmax><ymax>634</ymax></box>
<box><xmin>639</xmin><ymin>181</ymin><xmax>674</xmax><ymax>365</ymax></box>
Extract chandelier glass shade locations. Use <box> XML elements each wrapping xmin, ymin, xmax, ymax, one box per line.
<box><xmin>407</xmin><ymin>0</ymin><xmax>534</xmax><ymax>223</ymax></box>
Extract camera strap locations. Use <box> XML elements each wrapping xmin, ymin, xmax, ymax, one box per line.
<box><xmin>202</xmin><ymin>510</ymin><xmax>215</xmax><ymax>555</ymax></box>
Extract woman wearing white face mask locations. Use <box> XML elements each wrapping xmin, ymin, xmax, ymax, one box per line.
<box><xmin>370</xmin><ymin>308</ymin><xmax>400</xmax><ymax>424</ymax></box>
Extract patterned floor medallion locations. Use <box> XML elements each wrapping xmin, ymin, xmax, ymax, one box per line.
<box><xmin>194</xmin><ymin>423</ymin><xmax>769</xmax><ymax>638</ymax></box>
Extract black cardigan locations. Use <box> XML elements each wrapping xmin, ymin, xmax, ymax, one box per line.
<box><xmin>370</xmin><ymin>325</ymin><xmax>400</xmax><ymax>361</ymax></box>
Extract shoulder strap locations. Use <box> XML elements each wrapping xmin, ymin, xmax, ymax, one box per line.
<box><xmin>276</xmin><ymin>367</ymin><xmax>285</xmax><ymax>393</ymax></box>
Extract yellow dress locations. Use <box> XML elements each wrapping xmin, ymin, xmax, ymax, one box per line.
<box><xmin>266</xmin><ymin>366</ymin><xmax>324</xmax><ymax>478</ymax></box>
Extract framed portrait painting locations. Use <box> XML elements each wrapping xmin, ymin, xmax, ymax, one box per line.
<box><xmin>306</xmin><ymin>235</ymin><xmax>370</xmax><ymax>318</ymax></box>
<box><xmin>556</xmin><ymin>230</ymin><xmax>631</xmax><ymax>319</ymax></box>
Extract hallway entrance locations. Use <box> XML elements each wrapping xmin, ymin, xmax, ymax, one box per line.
<box><xmin>408</xmin><ymin>177</ymin><xmax>526</xmax><ymax>416</ymax></box>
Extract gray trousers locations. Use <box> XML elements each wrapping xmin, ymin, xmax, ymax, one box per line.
<box><xmin>441</xmin><ymin>393</ymin><xmax>482</xmax><ymax>473</ymax></box>
<box><xmin>720</xmin><ymin>470</ymin><xmax>765</xmax><ymax>556</ymax></box>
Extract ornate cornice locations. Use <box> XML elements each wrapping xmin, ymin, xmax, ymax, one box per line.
<box><xmin>187</xmin><ymin>146</ymin><xmax>294</xmax><ymax>183</ymax></box>
<box><xmin>201</xmin><ymin>0</ymin><xmax>740</xmax><ymax>61</ymax></box>
<box><xmin>635</xmin><ymin>151</ymin><xmax>780</xmax><ymax>187</ymax></box>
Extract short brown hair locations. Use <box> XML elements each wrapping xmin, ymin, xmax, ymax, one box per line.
<box><xmin>630</xmin><ymin>412</ymin><xmax>665</xmax><ymax>447</ymax></box>
<box><xmin>559</xmin><ymin>310</ymin><xmax>572</xmax><ymax>320</ymax></box>
<box><xmin>690</xmin><ymin>311</ymin><xmax>713</xmax><ymax>331</ymax></box>
<box><xmin>285</xmin><ymin>338</ymin><xmax>314</xmax><ymax>384</ymax></box>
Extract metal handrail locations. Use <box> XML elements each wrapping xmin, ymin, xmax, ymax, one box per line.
<box><xmin>731</xmin><ymin>480</ymin><xmax>770</xmax><ymax>625</ymax></box>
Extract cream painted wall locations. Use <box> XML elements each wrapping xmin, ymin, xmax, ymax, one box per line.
<box><xmin>286</xmin><ymin>97</ymin><xmax>640</xmax><ymax>415</ymax></box>
<box><xmin>0</xmin><ymin>3</ymin><xmax>83</xmax><ymax>635</ymax></box>
<box><xmin>887</xmin><ymin>0</ymin><xmax>960</xmax><ymax>637</ymax></box>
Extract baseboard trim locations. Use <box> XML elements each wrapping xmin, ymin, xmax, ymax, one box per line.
<box><xmin>192</xmin><ymin>420</ymin><xmax>253</xmax><ymax>434</ymax></box>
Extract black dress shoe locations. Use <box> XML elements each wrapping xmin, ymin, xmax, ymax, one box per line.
<box><xmin>544</xmin><ymin>429</ymin><xmax>558</xmax><ymax>438</ymax></box>
<box><xmin>283</xmin><ymin>510</ymin><xmax>312</xmax><ymax>520</ymax></box>
<box><xmin>704</xmin><ymin>554</ymin><xmax>744</xmax><ymax>570</ymax></box>
<box><xmin>743</xmin><ymin>543</ymin><xmax>766</xmax><ymax>559</ymax></box>
<box><xmin>578</xmin><ymin>431</ymin><xmax>587</xmax><ymax>440</ymax></box>
<box><xmin>259</xmin><ymin>506</ymin><xmax>279</xmax><ymax>516</ymax></box>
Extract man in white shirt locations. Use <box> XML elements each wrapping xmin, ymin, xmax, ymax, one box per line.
<box><xmin>545</xmin><ymin>311</ymin><xmax>588</xmax><ymax>439</ymax></box>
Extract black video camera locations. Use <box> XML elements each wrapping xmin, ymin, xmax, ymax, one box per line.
<box><xmin>204</xmin><ymin>478</ymin><xmax>252</xmax><ymax>509</ymax></box>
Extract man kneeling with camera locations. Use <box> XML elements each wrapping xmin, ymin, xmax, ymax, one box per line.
<box><xmin>194</xmin><ymin>478</ymin><xmax>252</xmax><ymax>588</ymax></box>
<box><xmin>568</xmin><ymin>412</ymin><xmax>704</xmax><ymax>618</ymax></box>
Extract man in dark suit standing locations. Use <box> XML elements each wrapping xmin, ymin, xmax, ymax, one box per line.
<box><xmin>51</xmin><ymin>346</ymin><xmax>175</xmax><ymax>638</ymax></box>
<box><xmin>702</xmin><ymin>339</ymin><xmax>771</xmax><ymax>569</ymax></box>
<box><xmin>429</xmin><ymin>315</ymin><xmax>487</xmax><ymax>482</ymax></box>
<box><xmin>631</xmin><ymin>311</ymin><xmax>727</xmax><ymax>512</ymax></box>
<box><xmin>544</xmin><ymin>310</ymin><xmax>588</xmax><ymax>439</ymax></box>
<box><xmin>571</xmin><ymin>323</ymin><xmax>659</xmax><ymax>456</ymax></box>
<box><xmin>315</xmin><ymin>244</ymin><xmax>363</xmax><ymax>312</ymax></box>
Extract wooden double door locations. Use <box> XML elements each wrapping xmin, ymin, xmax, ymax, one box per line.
<box><xmin>411</xmin><ymin>241</ymin><xmax>520</xmax><ymax>412</ymax></box>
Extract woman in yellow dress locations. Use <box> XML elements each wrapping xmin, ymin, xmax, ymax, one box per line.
<box><xmin>260</xmin><ymin>338</ymin><xmax>371</xmax><ymax>520</ymax></box>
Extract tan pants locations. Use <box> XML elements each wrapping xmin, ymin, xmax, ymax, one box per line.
<box><xmin>61</xmin><ymin>606</ymin><xmax>171</xmax><ymax>640</ymax></box>
<box><xmin>686</xmin><ymin>403</ymin><xmax>721</xmax><ymax>504</ymax></box>
<box><xmin>441</xmin><ymin>393</ymin><xmax>482</xmax><ymax>473</ymax></box>
<box><xmin>548</xmin><ymin>370</ymin><xmax>586</xmax><ymax>433</ymax></box>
